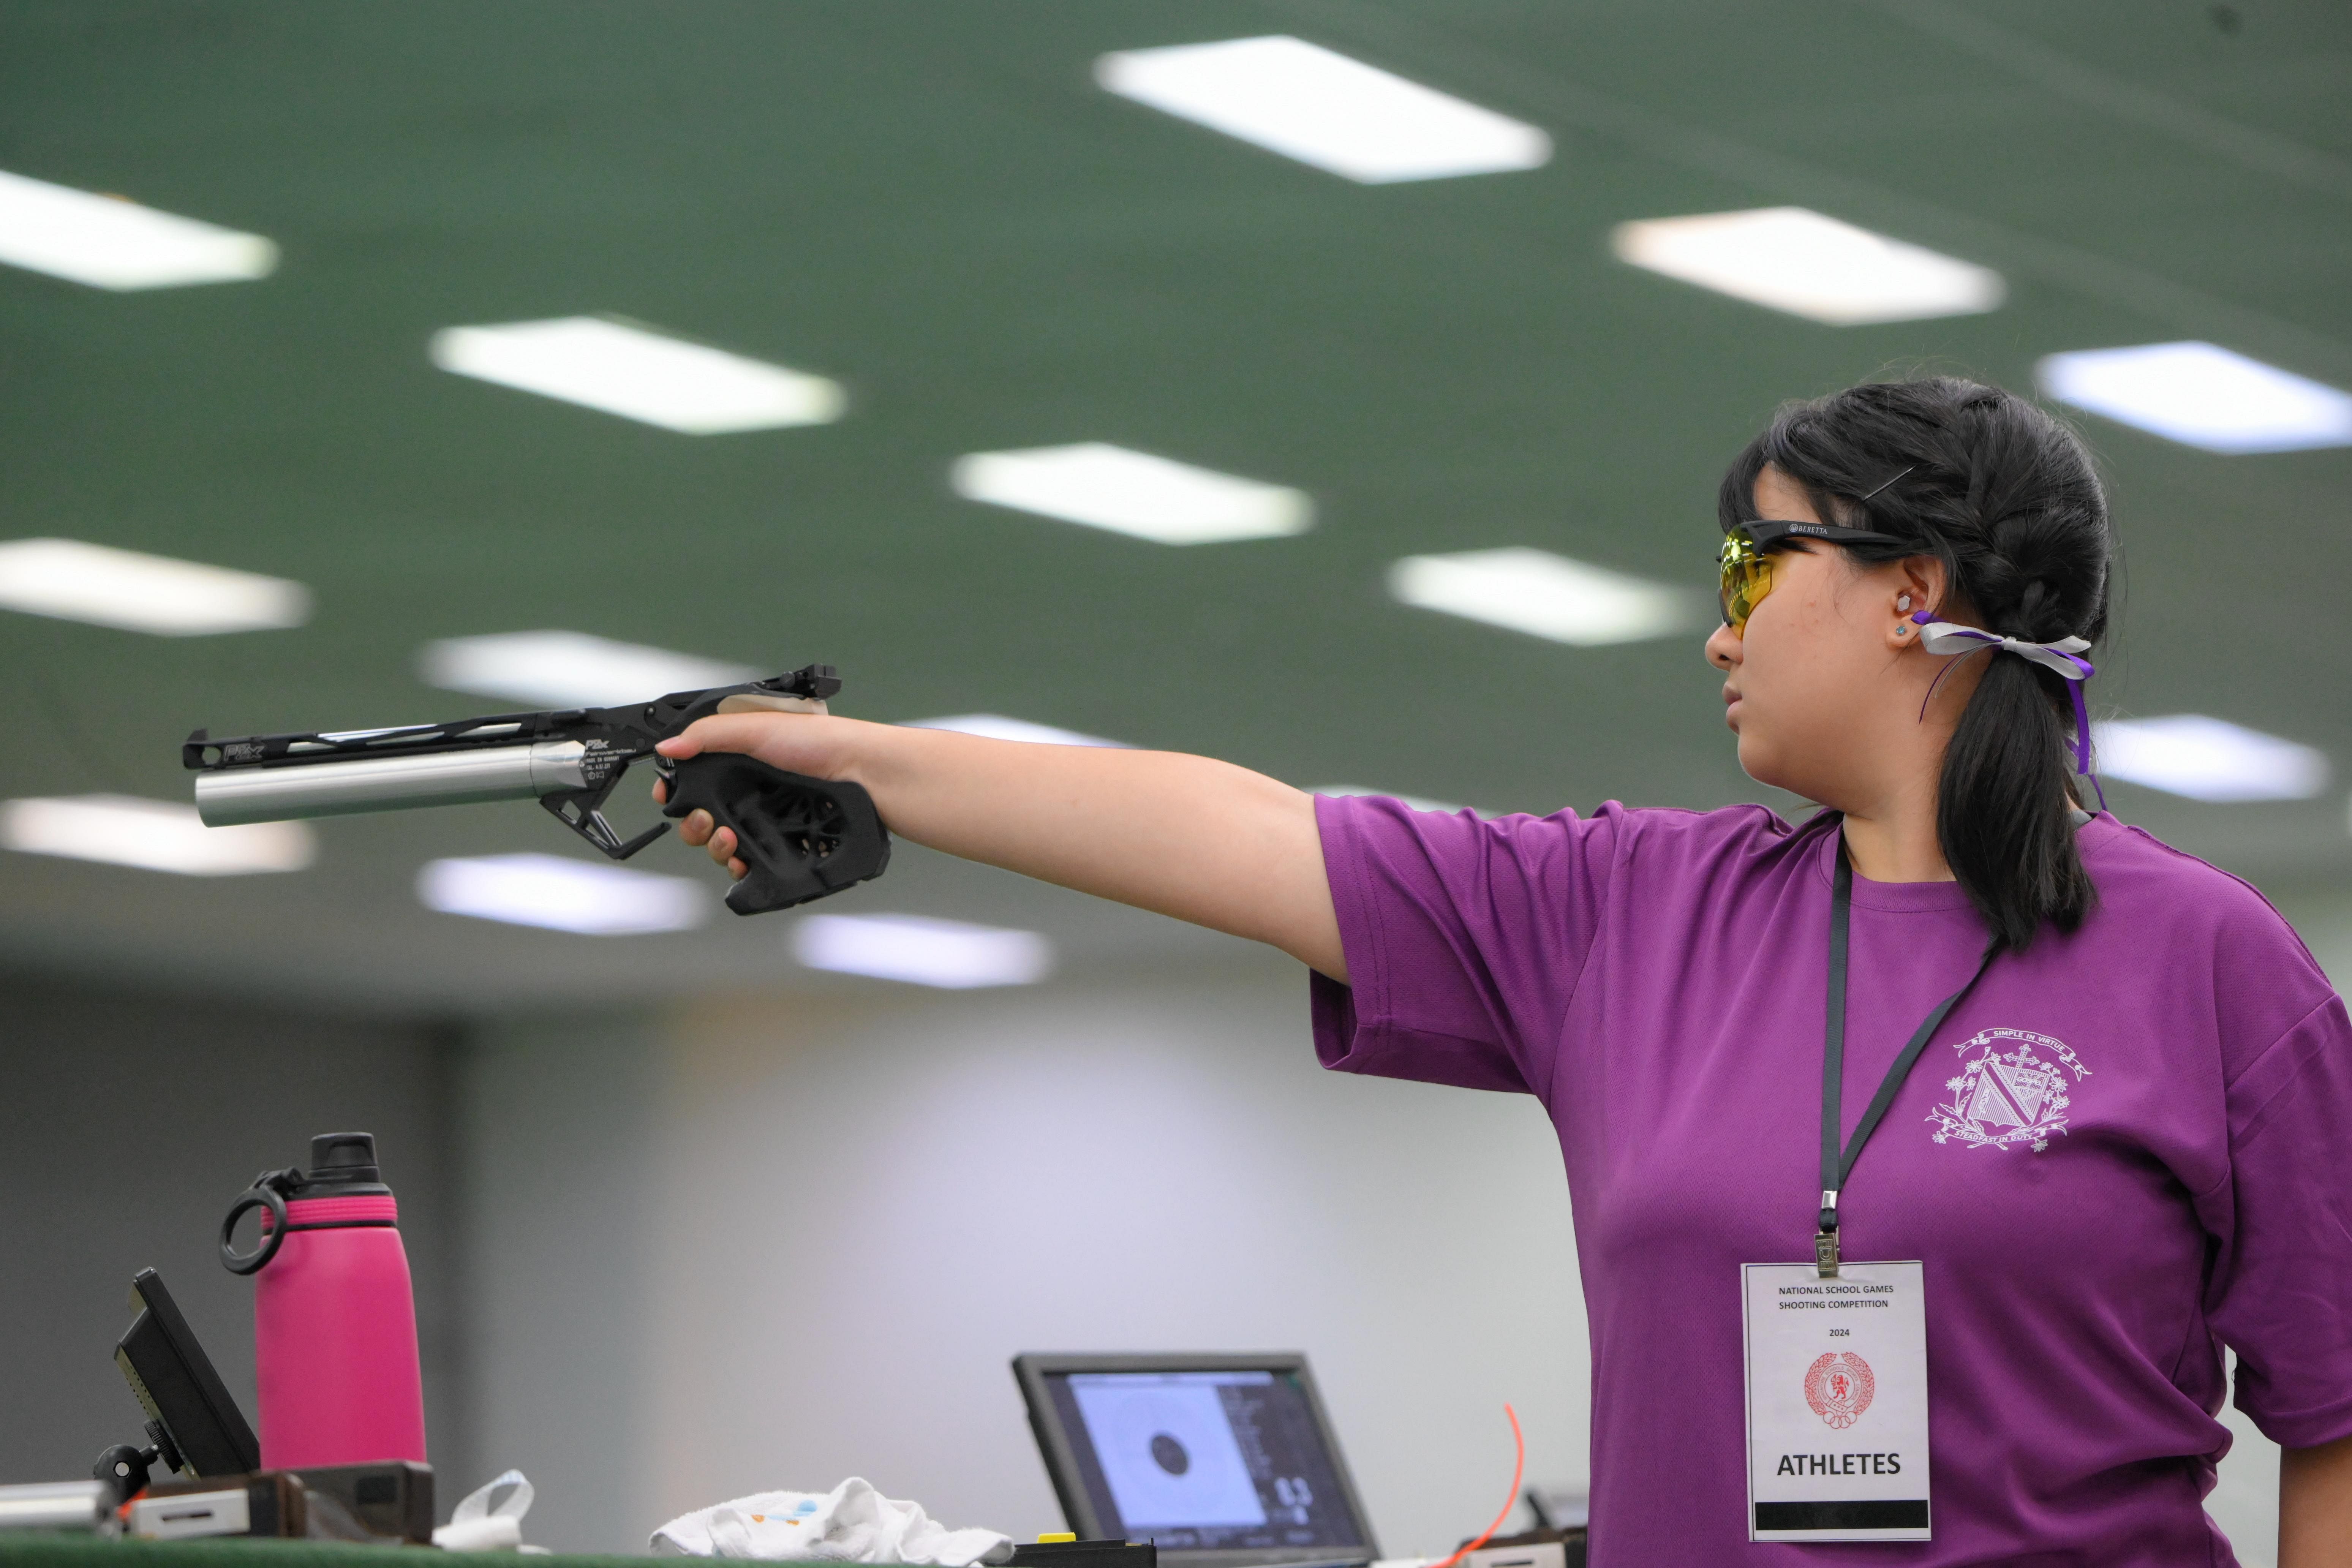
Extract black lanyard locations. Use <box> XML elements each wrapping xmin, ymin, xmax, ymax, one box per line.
<box><xmin>1815</xmin><ymin>841</ymin><xmax>1999</xmax><ymax>1277</ymax></box>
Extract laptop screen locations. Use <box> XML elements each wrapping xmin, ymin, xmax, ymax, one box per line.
<box><xmin>1023</xmin><ymin>1361</ymin><xmax>1372</xmax><ymax>1556</ymax></box>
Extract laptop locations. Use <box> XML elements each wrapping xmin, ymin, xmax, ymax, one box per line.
<box><xmin>1012</xmin><ymin>1353</ymin><xmax>1379</xmax><ymax>1568</ymax></box>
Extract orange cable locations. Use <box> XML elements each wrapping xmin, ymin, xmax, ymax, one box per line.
<box><xmin>1426</xmin><ymin>1403</ymin><xmax>1524</xmax><ymax>1568</ymax></box>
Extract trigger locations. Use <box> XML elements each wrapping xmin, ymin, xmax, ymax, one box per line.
<box><xmin>606</xmin><ymin>821</ymin><xmax>669</xmax><ymax>860</ymax></box>
<box><xmin>542</xmin><ymin>795</ymin><xmax>670</xmax><ymax>860</ymax></box>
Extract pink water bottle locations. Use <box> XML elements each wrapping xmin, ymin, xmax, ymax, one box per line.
<box><xmin>219</xmin><ymin>1132</ymin><xmax>428</xmax><ymax>1469</ymax></box>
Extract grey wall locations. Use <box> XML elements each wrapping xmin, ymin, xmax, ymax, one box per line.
<box><xmin>454</xmin><ymin>1012</ymin><xmax>661</xmax><ymax>1553</ymax></box>
<box><xmin>0</xmin><ymin>976</ymin><xmax>468</xmax><ymax>1498</ymax></box>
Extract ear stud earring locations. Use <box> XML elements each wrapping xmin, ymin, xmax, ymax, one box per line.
<box><xmin>1897</xmin><ymin>594</ymin><xmax>1912</xmax><ymax>611</ymax></box>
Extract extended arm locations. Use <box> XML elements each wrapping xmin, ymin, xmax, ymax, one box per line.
<box><xmin>2281</xmin><ymin>1431</ymin><xmax>2352</xmax><ymax>1568</ymax></box>
<box><xmin>656</xmin><ymin>713</ymin><xmax>1347</xmax><ymax>980</ymax></box>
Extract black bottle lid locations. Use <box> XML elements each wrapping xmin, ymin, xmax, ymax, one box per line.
<box><xmin>297</xmin><ymin>1132</ymin><xmax>390</xmax><ymax>1197</ymax></box>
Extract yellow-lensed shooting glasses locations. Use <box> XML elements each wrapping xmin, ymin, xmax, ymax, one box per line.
<box><xmin>1717</xmin><ymin>519</ymin><xmax>1911</xmax><ymax>633</ymax></box>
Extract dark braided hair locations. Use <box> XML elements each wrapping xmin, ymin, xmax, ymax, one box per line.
<box><xmin>1718</xmin><ymin>378</ymin><xmax>2116</xmax><ymax>952</ymax></box>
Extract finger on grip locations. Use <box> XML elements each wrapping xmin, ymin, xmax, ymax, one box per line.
<box><xmin>659</xmin><ymin>754</ymin><xmax>890</xmax><ymax>915</ymax></box>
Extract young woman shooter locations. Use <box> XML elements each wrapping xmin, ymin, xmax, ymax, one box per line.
<box><xmin>658</xmin><ymin>378</ymin><xmax>2352</xmax><ymax>1566</ymax></box>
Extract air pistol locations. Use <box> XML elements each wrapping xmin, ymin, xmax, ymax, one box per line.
<box><xmin>184</xmin><ymin>665</ymin><xmax>888</xmax><ymax>914</ymax></box>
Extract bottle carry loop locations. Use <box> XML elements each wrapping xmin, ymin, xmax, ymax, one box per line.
<box><xmin>218</xmin><ymin>1170</ymin><xmax>299</xmax><ymax>1276</ymax></box>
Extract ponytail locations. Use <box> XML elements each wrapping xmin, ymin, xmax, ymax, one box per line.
<box><xmin>1939</xmin><ymin>652</ymin><xmax>2092</xmax><ymax>951</ymax></box>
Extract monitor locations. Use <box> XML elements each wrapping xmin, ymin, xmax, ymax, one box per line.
<box><xmin>115</xmin><ymin>1268</ymin><xmax>262</xmax><ymax>1478</ymax></box>
<box><xmin>1013</xmin><ymin>1353</ymin><xmax>1378</xmax><ymax>1568</ymax></box>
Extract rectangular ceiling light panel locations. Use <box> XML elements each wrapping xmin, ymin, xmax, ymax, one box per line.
<box><xmin>904</xmin><ymin>714</ymin><xmax>1127</xmax><ymax>747</ymax></box>
<box><xmin>794</xmin><ymin>912</ymin><xmax>1054</xmax><ymax>989</ymax></box>
<box><xmin>0</xmin><ymin>169</ymin><xmax>277</xmax><ymax>289</ymax></box>
<box><xmin>1097</xmin><ymin>36</ymin><xmax>1550</xmax><ymax>183</ymax></box>
<box><xmin>952</xmin><ymin>443</ymin><xmax>1311</xmax><ymax>544</ymax></box>
<box><xmin>1389</xmin><ymin>548</ymin><xmax>1698</xmax><ymax>645</ymax></box>
<box><xmin>420</xmin><ymin>630</ymin><xmax>759</xmax><ymax>709</ymax></box>
<box><xmin>2092</xmin><ymin>715</ymin><xmax>2329</xmax><ymax>802</ymax></box>
<box><xmin>429</xmin><ymin>318</ymin><xmax>846</xmax><ymax>434</ymax></box>
<box><xmin>1611</xmin><ymin>207</ymin><xmax>2004</xmax><ymax>325</ymax></box>
<box><xmin>2037</xmin><ymin>342</ymin><xmax>2352</xmax><ymax>454</ymax></box>
<box><xmin>0</xmin><ymin>537</ymin><xmax>310</xmax><ymax>635</ymax></box>
<box><xmin>1</xmin><ymin>795</ymin><xmax>313</xmax><ymax>876</ymax></box>
<box><xmin>418</xmin><ymin>853</ymin><xmax>707</xmax><ymax>934</ymax></box>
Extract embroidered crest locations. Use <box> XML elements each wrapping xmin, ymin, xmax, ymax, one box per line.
<box><xmin>1804</xmin><ymin>1352</ymin><xmax>1875</xmax><ymax>1430</ymax></box>
<box><xmin>1927</xmin><ymin>1027</ymin><xmax>2091</xmax><ymax>1153</ymax></box>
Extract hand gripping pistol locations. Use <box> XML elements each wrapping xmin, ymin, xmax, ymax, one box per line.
<box><xmin>184</xmin><ymin>664</ymin><xmax>888</xmax><ymax>915</ymax></box>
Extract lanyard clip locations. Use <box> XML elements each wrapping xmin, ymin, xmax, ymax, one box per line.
<box><xmin>1816</xmin><ymin>1189</ymin><xmax>1840</xmax><ymax>1279</ymax></box>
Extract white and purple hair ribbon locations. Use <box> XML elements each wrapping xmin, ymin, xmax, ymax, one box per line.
<box><xmin>1909</xmin><ymin>610</ymin><xmax>2100</xmax><ymax>785</ymax></box>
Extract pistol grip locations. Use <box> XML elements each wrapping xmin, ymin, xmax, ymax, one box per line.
<box><xmin>660</xmin><ymin>754</ymin><xmax>890</xmax><ymax>915</ymax></box>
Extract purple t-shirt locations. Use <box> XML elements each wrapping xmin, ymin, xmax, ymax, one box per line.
<box><xmin>1312</xmin><ymin>795</ymin><xmax>2352</xmax><ymax>1566</ymax></box>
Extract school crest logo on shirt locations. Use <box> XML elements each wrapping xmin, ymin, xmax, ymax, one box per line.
<box><xmin>1927</xmin><ymin>1028</ymin><xmax>2091</xmax><ymax>1153</ymax></box>
<box><xmin>1804</xmin><ymin>1352</ymin><xmax>1875</xmax><ymax>1430</ymax></box>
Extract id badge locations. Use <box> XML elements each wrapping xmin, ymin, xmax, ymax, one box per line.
<box><xmin>1741</xmin><ymin>1261</ymin><xmax>1930</xmax><ymax>1542</ymax></box>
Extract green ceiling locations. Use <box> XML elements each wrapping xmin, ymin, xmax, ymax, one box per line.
<box><xmin>2</xmin><ymin>0</ymin><xmax>2347</xmax><ymax>1009</ymax></box>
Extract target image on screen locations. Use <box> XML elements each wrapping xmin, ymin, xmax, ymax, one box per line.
<box><xmin>1071</xmin><ymin>1377</ymin><xmax>1267</xmax><ymax>1530</ymax></box>
<box><xmin>1045</xmin><ymin>1369</ymin><xmax>1367</xmax><ymax>1554</ymax></box>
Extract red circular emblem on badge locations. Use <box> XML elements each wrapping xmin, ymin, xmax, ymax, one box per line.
<box><xmin>1804</xmin><ymin>1351</ymin><xmax>1876</xmax><ymax>1430</ymax></box>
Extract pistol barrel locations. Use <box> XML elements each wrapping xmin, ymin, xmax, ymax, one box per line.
<box><xmin>194</xmin><ymin>741</ymin><xmax>591</xmax><ymax>826</ymax></box>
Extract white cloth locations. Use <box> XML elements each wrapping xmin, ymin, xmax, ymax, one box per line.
<box><xmin>434</xmin><ymin>1469</ymin><xmax>550</xmax><ymax>1553</ymax></box>
<box><xmin>651</xmin><ymin>1478</ymin><xmax>1011</xmax><ymax>1565</ymax></box>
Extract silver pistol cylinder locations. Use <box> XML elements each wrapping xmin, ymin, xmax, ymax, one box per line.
<box><xmin>194</xmin><ymin>741</ymin><xmax>590</xmax><ymax>826</ymax></box>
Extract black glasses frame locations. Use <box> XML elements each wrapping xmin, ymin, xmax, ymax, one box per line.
<box><xmin>1728</xmin><ymin>519</ymin><xmax>1913</xmax><ymax>553</ymax></box>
